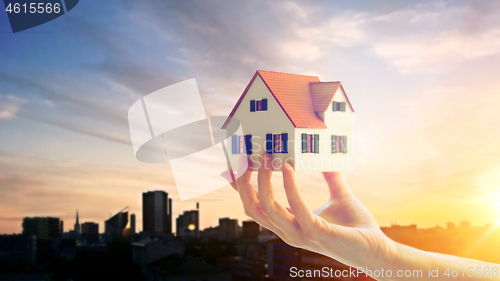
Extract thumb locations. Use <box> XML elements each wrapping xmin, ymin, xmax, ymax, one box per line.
<box><xmin>322</xmin><ymin>172</ymin><xmax>352</xmax><ymax>199</ymax></box>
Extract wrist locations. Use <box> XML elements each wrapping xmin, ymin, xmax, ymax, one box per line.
<box><xmin>368</xmin><ymin>232</ymin><xmax>400</xmax><ymax>270</ymax></box>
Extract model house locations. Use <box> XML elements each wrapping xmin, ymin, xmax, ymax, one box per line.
<box><xmin>222</xmin><ymin>70</ymin><xmax>354</xmax><ymax>172</ymax></box>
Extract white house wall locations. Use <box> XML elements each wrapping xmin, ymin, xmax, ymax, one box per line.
<box><xmin>226</xmin><ymin>75</ymin><xmax>295</xmax><ymax>171</ymax></box>
<box><xmin>294</xmin><ymin>87</ymin><xmax>354</xmax><ymax>172</ymax></box>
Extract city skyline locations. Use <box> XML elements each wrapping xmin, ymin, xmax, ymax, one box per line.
<box><xmin>11</xmin><ymin>203</ymin><xmax>497</xmax><ymax>236</ymax></box>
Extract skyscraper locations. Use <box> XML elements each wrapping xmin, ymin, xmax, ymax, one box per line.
<box><xmin>130</xmin><ymin>213</ymin><xmax>136</xmax><ymax>235</ymax></box>
<box><xmin>22</xmin><ymin>217</ymin><xmax>61</xmax><ymax>239</ymax></box>
<box><xmin>142</xmin><ymin>191</ymin><xmax>172</xmax><ymax>235</ymax></box>
<box><xmin>176</xmin><ymin>209</ymin><xmax>199</xmax><ymax>238</ymax></box>
<box><xmin>81</xmin><ymin>222</ymin><xmax>99</xmax><ymax>243</ymax></box>
<box><xmin>74</xmin><ymin>210</ymin><xmax>80</xmax><ymax>234</ymax></box>
<box><xmin>242</xmin><ymin>220</ymin><xmax>260</xmax><ymax>240</ymax></box>
<box><xmin>219</xmin><ymin>218</ymin><xmax>239</xmax><ymax>241</ymax></box>
<box><xmin>105</xmin><ymin>207</ymin><xmax>129</xmax><ymax>243</ymax></box>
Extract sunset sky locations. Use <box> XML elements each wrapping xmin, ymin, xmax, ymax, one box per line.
<box><xmin>1</xmin><ymin>0</ymin><xmax>500</xmax><ymax>234</ymax></box>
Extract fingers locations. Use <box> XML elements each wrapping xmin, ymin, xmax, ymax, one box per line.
<box><xmin>234</xmin><ymin>156</ymin><xmax>255</xmax><ymax>199</ymax></box>
<box><xmin>322</xmin><ymin>172</ymin><xmax>353</xmax><ymax>199</ymax></box>
<box><xmin>257</xmin><ymin>154</ymin><xmax>296</xmax><ymax>232</ymax></box>
<box><xmin>221</xmin><ymin>154</ymin><xmax>251</xmax><ymax>191</ymax></box>
<box><xmin>236</xmin><ymin>155</ymin><xmax>252</xmax><ymax>185</ymax></box>
<box><xmin>231</xmin><ymin>155</ymin><xmax>291</xmax><ymax>240</ymax></box>
<box><xmin>282</xmin><ymin>162</ymin><xmax>316</xmax><ymax>228</ymax></box>
<box><xmin>221</xmin><ymin>169</ymin><xmax>237</xmax><ymax>191</ymax></box>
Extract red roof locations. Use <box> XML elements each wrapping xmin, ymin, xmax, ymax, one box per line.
<box><xmin>222</xmin><ymin>70</ymin><xmax>354</xmax><ymax>129</ymax></box>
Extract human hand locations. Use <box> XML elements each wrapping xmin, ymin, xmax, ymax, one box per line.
<box><xmin>221</xmin><ymin>153</ymin><xmax>397</xmax><ymax>270</ymax></box>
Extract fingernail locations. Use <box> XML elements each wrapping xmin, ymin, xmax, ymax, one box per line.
<box><xmin>220</xmin><ymin>170</ymin><xmax>229</xmax><ymax>180</ymax></box>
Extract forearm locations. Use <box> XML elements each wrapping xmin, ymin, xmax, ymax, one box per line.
<box><xmin>370</xmin><ymin>241</ymin><xmax>499</xmax><ymax>281</ymax></box>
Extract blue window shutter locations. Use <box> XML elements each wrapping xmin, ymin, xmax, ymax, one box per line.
<box><xmin>314</xmin><ymin>134</ymin><xmax>319</xmax><ymax>153</ymax></box>
<box><xmin>250</xmin><ymin>100</ymin><xmax>256</xmax><ymax>112</ymax></box>
<box><xmin>245</xmin><ymin>135</ymin><xmax>252</xmax><ymax>154</ymax></box>
<box><xmin>273</xmin><ymin>134</ymin><xmax>277</xmax><ymax>153</ymax></box>
<box><xmin>342</xmin><ymin>102</ymin><xmax>346</xmax><ymax>112</ymax></box>
<box><xmin>266</xmin><ymin>134</ymin><xmax>273</xmax><ymax>154</ymax></box>
<box><xmin>282</xmin><ymin>133</ymin><xmax>288</xmax><ymax>153</ymax></box>
<box><xmin>331</xmin><ymin>135</ymin><xmax>335</xmax><ymax>153</ymax></box>
<box><xmin>342</xmin><ymin>136</ymin><xmax>347</xmax><ymax>153</ymax></box>
<box><xmin>262</xmin><ymin>99</ymin><xmax>268</xmax><ymax>110</ymax></box>
<box><xmin>332</xmin><ymin>101</ymin><xmax>336</xmax><ymax>112</ymax></box>
<box><xmin>232</xmin><ymin>135</ymin><xmax>238</xmax><ymax>154</ymax></box>
<box><xmin>301</xmin><ymin>134</ymin><xmax>307</xmax><ymax>153</ymax></box>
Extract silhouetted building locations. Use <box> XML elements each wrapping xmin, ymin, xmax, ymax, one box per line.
<box><xmin>147</xmin><ymin>254</ymin><xmax>231</xmax><ymax>281</ymax></box>
<box><xmin>74</xmin><ymin>210</ymin><xmax>80</xmax><ymax>234</ymax></box>
<box><xmin>447</xmin><ymin>222</ymin><xmax>455</xmax><ymax>230</ymax></box>
<box><xmin>22</xmin><ymin>217</ymin><xmax>61</xmax><ymax>239</ymax></box>
<box><xmin>258</xmin><ymin>227</ymin><xmax>277</xmax><ymax>242</ymax></box>
<box><xmin>219</xmin><ymin>256</ymin><xmax>266</xmax><ymax>281</ymax></box>
<box><xmin>176</xmin><ymin>209</ymin><xmax>199</xmax><ymax>238</ymax></box>
<box><xmin>459</xmin><ymin>220</ymin><xmax>471</xmax><ymax>229</ymax></box>
<box><xmin>56</xmin><ymin>238</ymin><xmax>77</xmax><ymax>260</ymax></box>
<box><xmin>0</xmin><ymin>273</ymin><xmax>52</xmax><ymax>280</ymax></box>
<box><xmin>0</xmin><ymin>234</ymin><xmax>36</xmax><ymax>264</ymax></box>
<box><xmin>200</xmin><ymin>226</ymin><xmax>219</xmax><ymax>242</ymax></box>
<box><xmin>219</xmin><ymin>218</ymin><xmax>238</xmax><ymax>241</ymax></box>
<box><xmin>267</xmin><ymin>239</ymin><xmax>363</xmax><ymax>280</ymax></box>
<box><xmin>81</xmin><ymin>222</ymin><xmax>99</xmax><ymax>244</ymax></box>
<box><xmin>60</xmin><ymin>221</ymin><xmax>63</xmax><ymax>234</ymax></box>
<box><xmin>105</xmin><ymin>207</ymin><xmax>128</xmax><ymax>243</ymax></box>
<box><xmin>381</xmin><ymin>223</ymin><xmax>417</xmax><ymax>244</ymax></box>
<box><xmin>143</xmin><ymin>191</ymin><xmax>172</xmax><ymax>235</ymax></box>
<box><xmin>242</xmin><ymin>220</ymin><xmax>260</xmax><ymax>240</ymax></box>
<box><xmin>130</xmin><ymin>213</ymin><xmax>136</xmax><ymax>235</ymax></box>
<box><xmin>132</xmin><ymin>236</ymin><xmax>185</xmax><ymax>274</ymax></box>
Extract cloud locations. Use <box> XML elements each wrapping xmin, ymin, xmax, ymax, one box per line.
<box><xmin>0</xmin><ymin>95</ymin><xmax>26</xmax><ymax>120</ymax></box>
<box><xmin>374</xmin><ymin>28</ymin><xmax>500</xmax><ymax>73</ymax></box>
<box><xmin>274</xmin><ymin>2</ymin><xmax>500</xmax><ymax>72</ymax></box>
<box><xmin>280</xmin><ymin>41</ymin><xmax>322</xmax><ymax>62</ymax></box>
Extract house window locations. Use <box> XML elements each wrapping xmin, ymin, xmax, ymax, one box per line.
<box><xmin>332</xmin><ymin>101</ymin><xmax>346</xmax><ymax>112</ymax></box>
<box><xmin>266</xmin><ymin>133</ymin><xmax>288</xmax><ymax>154</ymax></box>
<box><xmin>274</xmin><ymin>134</ymin><xmax>282</xmax><ymax>153</ymax></box>
<box><xmin>231</xmin><ymin>135</ymin><xmax>252</xmax><ymax>154</ymax></box>
<box><xmin>331</xmin><ymin>135</ymin><xmax>347</xmax><ymax>153</ymax></box>
<box><xmin>239</xmin><ymin>136</ymin><xmax>245</xmax><ymax>154</ymax></box>
<box><xmin>301</xmin><ymin>134</ymin><xmax>319</xmax><ymax>153</ymax></box>
<box><xmin>250</xmin><ymin>99</ymin><xmax>267</xmax><ymax>112</ymax></box>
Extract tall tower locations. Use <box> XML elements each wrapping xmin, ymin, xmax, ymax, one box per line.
<box><xmin>130</xmin><ymin>213</ymin><xmax>136</xmax><ymax>235</ymax></box>
<box><xmin>74</xmin><ymin>210</ymin><xmax>80</xmax><ymax>234</ymax></box>
<box><xmin>142</xmin><ymin>191</ymin><xmax>172</xmax><ymax>235</ymax></box>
